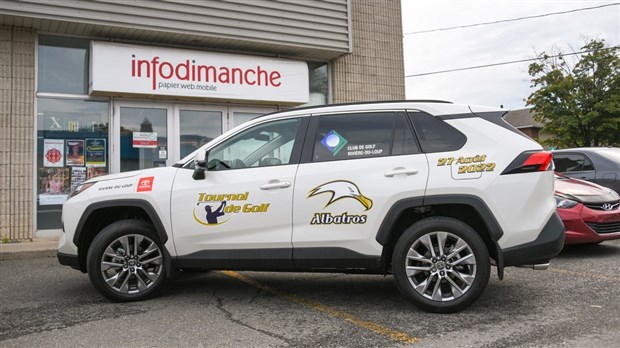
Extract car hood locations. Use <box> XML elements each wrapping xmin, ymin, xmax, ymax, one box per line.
<box><xmin>84</xmin><ymin>168</ymin><xmax>161</xmax><ymax>183</ymax></box>
<box><xmin>555</xmin><ymin>174</ymin><xmax>620</xmax><ymax>203</ymax></box>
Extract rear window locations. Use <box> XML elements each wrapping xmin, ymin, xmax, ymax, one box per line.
<box><xmin>408</xmin><ymin>111</ymin><xmax>466</xmax><ymax>153</ymax></box>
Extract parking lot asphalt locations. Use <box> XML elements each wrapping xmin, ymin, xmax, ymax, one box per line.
<box><xmin>1</xmin><ymin>239</ymin><xmax>619</xmax><ymax>347</ymax></box>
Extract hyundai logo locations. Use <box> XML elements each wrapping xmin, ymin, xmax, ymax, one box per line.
<box><xmin>601</xmin><ymin>202</ymin><xmax>619</xmax><ymax>211</ymax></box>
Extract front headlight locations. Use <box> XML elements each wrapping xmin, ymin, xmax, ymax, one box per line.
<box><xmin>555</xmin><ymin>195</ymin><xmax>579</xmax><ymax>209</ymax></box>
<box><xmin>69</xmin><ymin>182</ymin><xmax>96</xmax><ymax>198</ymax></box>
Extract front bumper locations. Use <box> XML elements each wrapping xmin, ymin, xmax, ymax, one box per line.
<box><xmin>559</xmin><ymin>204</ymin><xmax>620</xmax><ymax>244</ymax></box>
<box><xmin>57</xmin><ymin>252</ymin><xmax>81</xmax><ymax>271</ymax></box>
<box><xmin>502</xmin><ymin>211</ymin><xmax>565</xmax><ymax>267</ymax></box>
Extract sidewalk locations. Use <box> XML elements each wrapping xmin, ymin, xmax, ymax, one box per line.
<box><xmin>0</xmin><ymin>237</ymin><xmax>59</xmax><ymax>261</ymax></box>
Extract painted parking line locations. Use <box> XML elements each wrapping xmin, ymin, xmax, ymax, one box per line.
<box><xmin>221</xmin><ymin>270</ymin><xmax>419</xmax><ymax>345</ymax></box>
<box><xmin>548</xmin><ymin>267</ymin><xmax>619</xmax><ymax>282</ymax></box>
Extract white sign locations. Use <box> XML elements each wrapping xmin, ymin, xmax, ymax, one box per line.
<box><xmin>43</xmin><ymin>139</ymin><xmax>65</xmax><ymax>167</ymax></box>
<box><xmin>90</xmin><ymin>41</ymin><xmax>309</xmax><ymax>104</ymax></box>
<box><xmin>133</xmin><ymin>132</ymin><xmax>158</xmax><ymax>148</ymax></box>
<box><xmin>39</xmin><ymin>194</ymin><xmax>68</xmax><ymax>206</ymax></box>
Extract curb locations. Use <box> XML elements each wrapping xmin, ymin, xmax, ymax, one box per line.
<box><xmin>0</xmin><ymin>249</ymin><xmax>57</xmax><ymax>261</ymax></box>
<box><xmin>0</xmin><ymin>238</ymin><xmax>59</xmax><ymax>261</ymax></box>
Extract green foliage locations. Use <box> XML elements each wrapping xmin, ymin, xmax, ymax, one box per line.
<box><xmin>526</xmin><ymin>39</ymin><xmax>620</xmax><ymax>147</ymax></box>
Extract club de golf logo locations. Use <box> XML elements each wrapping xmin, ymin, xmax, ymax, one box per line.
<box><xmin>193</xmin><ymin>192</ymin><xmax>270</xmax><ymax>227</ymax></box>
<box><xmin>308</xmin><ymin>180</ymin><xmax>373</xmax><ymax>225</ymax></box>
<box><xmin>321</xmin><ymin>130</ymin><xmax>348</xmax><ymax>156</ymax></box>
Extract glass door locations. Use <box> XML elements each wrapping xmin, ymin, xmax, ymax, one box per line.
<box><xmin>229</xmin><ymin>106</ymin><xmax>277</xmax><ymax>129</ymax></box>
<box><xmin>113</xmin><ymin>102</ymin><xmax>173</xmax><ymax>172</ymax></box>
<box><xmin>174</xmin><ymin>104</ymin><xmax>226</xmax><ymax>160</ymax></box>
<box><xmin>112</xmin><ymin>102</ymin><xmax>278</xmax><ymax>173</ymax></box>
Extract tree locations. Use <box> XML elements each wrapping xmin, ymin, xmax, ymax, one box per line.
<box><xmin>526</xmin><ymin>39</ymin><xmax>620</xmax><ymax>148</ymax></box>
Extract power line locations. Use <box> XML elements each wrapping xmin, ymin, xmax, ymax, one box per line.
<box><xmin>404</xmin><ymin>3</ymin><xmax>620</xmax><ymax>35</ymax></box>
<box><xmin>405</xmin><ymin>46</ymin><xmax>620</xmax><ymax>78</ymax></box>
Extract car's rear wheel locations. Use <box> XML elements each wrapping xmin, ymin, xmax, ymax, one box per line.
<box><xmin>392</xmin><ymin>217</ymin><xmax>490</xmax><ymax>313</ymax></box>
<box><xmin>87</xmin><ymin>220</ymin><xmax>166</xmax><ymax>301</ymax></box>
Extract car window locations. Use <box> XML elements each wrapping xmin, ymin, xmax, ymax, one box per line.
<box><xmin>207</xmin><ymin>118</ymin><xmax>301</xmax><ymax>170</ymax></box>
<box><xmin>553</xmin><ymin>154</ymin><xmax>595</xmax><ymax>173</ymax></box>
<box><xmin>408</xmin><ymin>111</ymin><xmax>466</xmax><ymax>153</ymax></box>
<box><xmin>392</xmin><ymin>113</ymin><xmax>420</xmax><ymax>156</ymax></box>
<box><xmin>312</xmin><ymin>112</ymin><xmax>417</xmax><ymax>162</ymax></box>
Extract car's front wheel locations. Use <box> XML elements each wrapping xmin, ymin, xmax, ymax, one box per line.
<box><xmin>87</xmin><ymin>220</ymin><xmax>166</xmax><ymax>301</ymax></box>
<box><xmin>392</xmin><ymin>217</ymin><xmax>490</xmax><ymax>313</ymax></box>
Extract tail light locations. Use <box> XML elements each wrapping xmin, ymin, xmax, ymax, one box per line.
<box><xmin>501</xmin><ymin>151</ymin><xmax>553</xmax><ymax>175</ymax></box>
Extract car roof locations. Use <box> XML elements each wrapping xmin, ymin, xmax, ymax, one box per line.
<box><xmin>256</xmin><ymin>100</ymin><xmax>504</xmax><ymax>122</ymax></box>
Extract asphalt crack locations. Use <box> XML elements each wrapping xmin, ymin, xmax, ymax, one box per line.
<box><xmin>212</xmin><ymin>289</ymin><xmax>291</xmax><ymax>346</ymax></box>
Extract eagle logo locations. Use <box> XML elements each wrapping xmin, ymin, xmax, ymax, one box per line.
<box><xmin>308</xmin><ymin>180</ymin><xmax>373</xmax><ymax>211</ymax></box>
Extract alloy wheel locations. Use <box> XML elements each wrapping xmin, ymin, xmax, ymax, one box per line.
<box><xmin>100</xmin><ymin>234</ymin><xmax>163</xmax><ymax>294</ymax></box>
<box><xmin>405</xmin><ymin>231</ymin><xmax>477</xmax><ymax>301</ymax></box>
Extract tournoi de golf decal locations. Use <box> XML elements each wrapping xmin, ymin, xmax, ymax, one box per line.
<box><xmin>193</xmin><ymin>192</ymin><xmax>270</xmax><ymax>227</ymax></box>
<box><xmin>308</xmin><ymin>180</ymin><xmax>373</xmax><ymax>225</ymax></box>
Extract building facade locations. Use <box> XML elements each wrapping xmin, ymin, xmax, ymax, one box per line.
<box><xmin>0</xmin><ymin>0</ymin><xmax>405</xmax><ymax>240</ymax></box>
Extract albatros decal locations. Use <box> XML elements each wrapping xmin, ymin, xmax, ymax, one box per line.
<box><xmin>308</xmin><ymin>180</ymin><xmax>373</xmax><ymax>225</ymax></box>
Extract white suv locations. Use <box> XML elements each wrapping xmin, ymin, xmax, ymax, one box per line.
<box><xmin>58</xmin><ymin>101</ymin><xmax>564</xmax><ymax>313</ymax></box>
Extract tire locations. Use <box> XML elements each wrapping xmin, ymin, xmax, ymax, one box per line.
<box><xmin>392</xmin><ymin>217</ymin><xmax>490</xmax><ymax>313</ymax></box>
<box><xmin>87</xmin><ymin>219</ymin><xmax>167</xmax><ymax>302</ymax></box>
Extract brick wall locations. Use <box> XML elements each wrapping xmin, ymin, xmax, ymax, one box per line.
<box><xmin>331</xmin><ymin>0</ymin><xmax>405</xmax><ymax>103</ymax></box>
<box><xmin>0</xmin><ymin>26</ymin><xmax>35</xmax><ymax>241</ymax></box>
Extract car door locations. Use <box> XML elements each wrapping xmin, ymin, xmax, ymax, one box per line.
<box><xmin>292</xmin><ymin>111</ymin><xmax>429</xmax><ymax>268</ymax></box>
<box><xmin>170</xmin><ymin>117</ymin><xmax>306</xmax><ymax>269</ymax></box>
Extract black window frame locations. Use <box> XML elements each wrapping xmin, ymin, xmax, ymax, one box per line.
<box><xmin>302</xmin><ymin>111</ymin><xmax>420</xmax><ymax>164</ymax></box>
<box><xmin>407</xmin><ymin>110</ymin><xmax>467</xmax><ymax>153</ymax></box>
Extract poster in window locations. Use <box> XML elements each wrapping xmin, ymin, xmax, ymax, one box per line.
<box><xmin>85</xmin><ymin>138</ymin><xmax>106</xmax><ymax>167</ymax></box>
<box><xmin>70</xmin><ymin>167</ymin><xmax>87</xmax><ymax>192</ymax></box>
<box><xmin>66</xmin><ymin>139</ymin><xmax>85</xmax><ymax>166</ymax></box>
<box><xmin>38</xmin><ymin>167</ymin><xmax>70</xmax><ymax>205</ymax></box>
<box><xmin>43</xmin><ymin>139</ymin><xmax>65</xmax><ymax>167</ymax></box>
<box><xmin>87</xmin><ymin>167</ymin><xmax>107</xmax><ymax>180</ymax></box>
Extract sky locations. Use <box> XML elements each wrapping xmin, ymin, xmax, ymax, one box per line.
<box><xmin>401</xmin><ymin>0</ymin><xmax>620</xmax><ymax>110</ymax></box>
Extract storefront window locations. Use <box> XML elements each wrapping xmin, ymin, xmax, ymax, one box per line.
<box><xmin>38</xmin><ymin>35</ymin><xmax>89</xmax><ymax>94</ymax></box>
<box><xmin>36</xmin><ymin>99</ymin><xmax>109</xmax><ymax>229</ymax></box>
<box><xmin>307</xmin><ymin>62</ymin><xmax>328</xmax><ymax>105</ymax></box>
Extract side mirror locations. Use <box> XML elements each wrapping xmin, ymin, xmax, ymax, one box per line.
<box><xmin>192</xmin><ymin>150</ymin><xmax>208</xmax><ymax>180</ymax></box>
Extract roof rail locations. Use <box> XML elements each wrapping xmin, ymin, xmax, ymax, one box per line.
<box><xmin>257</xmin><ymin>99</ymin><xmax>453</xmax><ymax>119</ymax></box>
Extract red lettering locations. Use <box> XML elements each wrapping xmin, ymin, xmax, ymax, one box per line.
<box><xmin>244</xmin><ymin>69</ymin><xmax>256</xmax><ymax>85</ymax></box>
<box><xmin>256</xmin><ymin>65</ymin><xmax>268</xmax><ymax>86</ymax></box>
<box><xmin>137</xmin><ymin>60</ymin><xmax>151</xmax><ymax>77</ymax></box>
<box><xmin>197</xmin><ymin>65</ymin><xmax>216</xmax><ymax>82</ymax></box>
<box><xmin>218</xmin><ymin>67</ymin><xmax>230</xmax><ymax>83</ymax></box>
<box><xmin>175</xmin><ymin>60</ymin><xmax>190</xmax><ymax>80</ymax></box>
<box><xmin>130</xmin><ymin>56</ymin><xmax>286</xmax><ymax>89</ymax></box>
<box><xmin>159</xmin><ymin>62</ymin><xmax>174</xmax><ymax>79</ymax></box>
<box><xmin>270</xmin><ymin>71</ymin><xmax>281</xmax><ymax>87</ymax></box>
<box><xmin>150</xmin><ymin>56</ymin><xmax>159</xmax><ymax>90</ymax></box>
<box><xmin>231</xmin><ymin>67</ymin><xmax>243</xmax><ymax>84</ymax></box>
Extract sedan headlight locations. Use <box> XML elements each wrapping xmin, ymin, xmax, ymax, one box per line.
<box><xmin>555</xmin><ymin>195</ymin><xmax>579</xmax><ymax>209</ymax></box>
<box><xmin>69</xmin><ymin>182</ymin><xmax>96</xmax><ymax>198</ymax></box>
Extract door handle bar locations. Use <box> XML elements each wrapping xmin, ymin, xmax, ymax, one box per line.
<box><xmin>384</xmin><ymin>168</ymin><xmax>418</xmax><ymax>177</ymax></box>
<box><xmin>260</xmin><ymin>181</ymin><xmax>291</xmax><ymax>190</ymax></box>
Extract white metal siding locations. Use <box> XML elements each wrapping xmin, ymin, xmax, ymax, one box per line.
<box><xmin>0</xmin><ymin>0</ymin><xmax>350</xmax><ymax>60</ymax></box>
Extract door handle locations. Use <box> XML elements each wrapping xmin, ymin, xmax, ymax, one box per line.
<box><xmin>260</xmin><ymin>181</ymin><xmax>291</xmax><ymax>190</ymax></box>
<box><xmin>384</xmin><ymin>167</ymin><xmax>419</xmax><ymax>177</ymax></box>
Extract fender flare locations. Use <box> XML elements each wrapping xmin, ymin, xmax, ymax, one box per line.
<box><xmin>375</xmin><ymin>194</ymin><xmax>506</xmax><ymax>278</ymax></box>
<box><xmin>72</xmin><ymin>199</ymin><xmax>169</xmax><ymax>247</ymax></box>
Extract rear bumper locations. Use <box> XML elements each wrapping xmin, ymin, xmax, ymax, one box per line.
<box><xmin>502</xmin><ymin>211</ymin><xmax>565</xmax><ymax>267</ymax></box>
